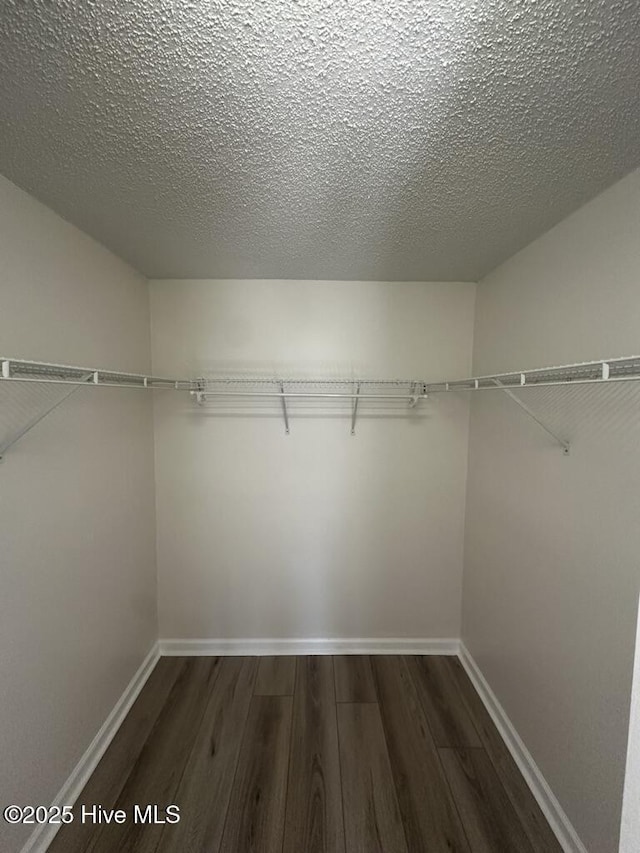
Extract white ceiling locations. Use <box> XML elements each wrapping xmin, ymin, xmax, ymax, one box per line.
<box><xmin>1</xmin><ymin>0</ymin><xmax>639</xmax><ymax>281</ymax></box>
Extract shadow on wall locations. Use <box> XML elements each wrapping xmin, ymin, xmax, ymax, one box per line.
<box><xmin>620</xmin><ymin>591</ymin><xmax>640</xmax><ymax>852</ymax></box>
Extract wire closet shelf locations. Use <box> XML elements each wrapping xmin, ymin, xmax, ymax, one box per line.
<box><xmin>0</xmin><ymin>357</ymin><xmax>191</xmax><ymax>389</ymax></box>
<box><xmin>192</xmin><ymin>355</ymin><xmax>640</xmax><ymax>397</ymax></box>
<box><xmin>4</xmin><ymin>354</ymin><xmax>640</xmax><ymax>393</ymax></box>
<box><xmin>429</xmin><ymin>354</ymin><xmax>640</xmax><ymax>392</ymax></box>
<box><xmin>2</xmin><ymin>353</ymin><xmax>640</xmax><ymax>452</ymax></box>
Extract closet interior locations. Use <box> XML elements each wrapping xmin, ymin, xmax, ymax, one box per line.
<box><xmin>1</xmin><ymin>2</ymin><xmax>640</xmax><ymax>852</ymax></box>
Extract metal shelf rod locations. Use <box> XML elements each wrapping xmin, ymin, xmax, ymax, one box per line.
<box><xmin>0</xmin><ymin>376</ymin><xmax>185</xmax><ymax>389</ymax></box>
<box><xmin>195</xmin><ymin>391</ymin><xmax>429</xmax><ymax>400</ymax></box>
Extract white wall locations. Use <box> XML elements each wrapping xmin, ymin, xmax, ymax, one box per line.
<box><xmin>463</xmin><ymin>167</ymin><xmax>640</xmax><ymax>852</ymax></box>
<box><xmin>620</xmin><ymin>594</ymin><xmax>640</xmax><ymax>852</ymax></box>
<box><xmin>0</xmin><ymin>176</ymin><xmax>157</xmax><ymax>853</ymax></box>
<box><xmin>150</xmin><ymin>279</ymin><xmax>475</xmax><ymax>641</ymax></box>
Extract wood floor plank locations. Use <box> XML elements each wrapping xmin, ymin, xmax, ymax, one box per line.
<box><xmin>283</xmin><ymin>657</ymin><xmax>345</xmax><ymax>853</ymax></box>
<box><xmin>442</xmin><ymin>657</ymin><xmax>563</xmax><ymax>852</ymax></box>
<box><xmin>85</xmin><ymin>656</ymin><xmax>223</xmax><ymax>853</ymax></box>
<box><xmin>49</xmin><ymin>654</ymin><xmax>563</xmax><ymax>853</ymax></box>
<box><xmin>407</xmin><ymin>656</ymin><xmax>482</xmax><ymax>748</ymax></box>
<box><xmin>440</xmin><ymin>748</ymin><xmax>535</xmax><ymax>853</ymax></box>
<box><xmin>337</xmin><ymin>703</ymin><xmax>408</xmax><ymax>853</ymax></box>
<box><xmin>48</xmin><ymin>656</ymin><xmax>188</xmax><ymax>853</ymax></box>
<box><xmin>333</xmin><ymin>655</ymin><xmax>376</xmax><ymax>702</ymax></box>
<box><xmin>219</xmin><ymin>695</ymin><xmax>293</xmax><ymax>853</ymax></box>
<box><xmin>154</xmin><ymin>657</ymin><xmax>258</xmax><ymax>853</ymax></box>
<box><xmin>371</xmin><ymin>656</ymin><xmax>471</xmax><ymax>853</ymax></box>
<box><xmin>254</xmin><ymin>656</ymin><xmax>296</xmax><ymax>695</ymax></box>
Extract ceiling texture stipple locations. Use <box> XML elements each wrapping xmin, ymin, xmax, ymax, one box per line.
<box><xmin>1</xmin><ymin>1</ymin><xmax>639</xmax><ymax>282</ymax></box>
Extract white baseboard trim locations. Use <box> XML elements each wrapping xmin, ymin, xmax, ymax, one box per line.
<box><xmin>458</xmin><ymin>642</ymin><xmax>587</xmax><ymax>853</ymax></box>
<box><xmin>159</xmin><ymin>637</ymin><xmax>461</xmax><ymax>656</ymax></box>
<box><xmin>20</xmin><ymin>642</ymin><xmax>161</xmax><ymax>853</ymax></box>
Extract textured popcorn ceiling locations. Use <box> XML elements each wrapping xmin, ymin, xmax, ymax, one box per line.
<box><xmin>1</xmin><ymin>0</ymin><xmax>639</xmax><ymax>281</ymax></box>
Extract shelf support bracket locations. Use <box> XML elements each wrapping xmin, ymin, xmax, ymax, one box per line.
<box><xmin>409</xmin><ymin>382</ymin><xmax>426</xmax><ymax>407</ymax></box>
<box><xmin>0</xmin><ymin>374</ymin><xmax>93</xmax><ymax>461</ymax></box>
<box><xmin>351</xmin><ymin>382</ymin><xmax>361</xmax><ymax>435</ymax></box>
<box><xmin>280</xmin><ymin>382</ymin><xmax>289</xmax><ymax>435</ymax></box>
<box><xmin>191</xmin><ymin>378</ymin><xmax>206</xmax><ymax>405</ymax></box>
<box><xmin>492</xmin><ymin>379</ymin><xmax>570</xmax><ymax>455</ymax></box>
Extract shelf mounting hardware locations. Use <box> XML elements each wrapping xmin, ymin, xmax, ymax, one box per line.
<box><xmin>280</xmin><ymin>382</ymin><xmax>289</xmax><ymax>435</ymax></box>
<box><xmin>351</xmin><ymin>382</ymin><xmax>361</xmax><ymax>435</ymax></box>
<box><xmin>191</xmin><ymin>378</ymin><xmax>206</xmax><ymax>405</ymax></box>
<box><xmin>492</xmin><ymin>379</ymin><xmax>570</xmax><ymax>455</ymax></box>
<box><xmin>409</xmin><ymin>381</ymin><xmax>423</xmax><ymax>408</ymax></box>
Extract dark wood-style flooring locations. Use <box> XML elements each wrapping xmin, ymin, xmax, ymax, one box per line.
<box><xmin>49</xmin><ymin>655</ymin><xmax>563</xmax><ymax>853</ymax></box>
